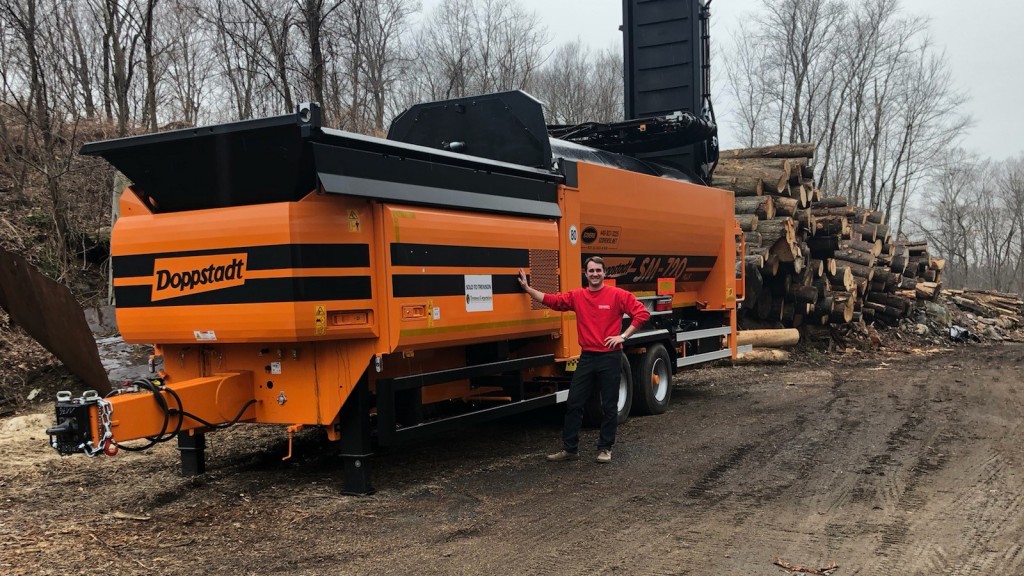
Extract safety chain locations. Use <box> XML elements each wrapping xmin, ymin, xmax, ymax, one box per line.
<box><xmin>82</xmin><ymin>398</ymin><xmax>114</xmax><ymax>458</ymax></box>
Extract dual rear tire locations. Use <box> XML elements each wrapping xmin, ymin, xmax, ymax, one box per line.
<box><xmin>582</xmin><ymin>344</ymin><xmax>673</xmax><ymax>425</ymax></box>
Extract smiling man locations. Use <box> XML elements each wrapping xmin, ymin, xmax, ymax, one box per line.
<box><xmin>518</xmin><ymin>256</ymin><xmax>650</xmax><ymax>463</ymax></box>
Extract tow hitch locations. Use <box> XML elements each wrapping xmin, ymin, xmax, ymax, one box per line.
<box><xmin>46</xmin><ymin>390</ymin><xmax>113</xmax><ymax>456</ymax></box>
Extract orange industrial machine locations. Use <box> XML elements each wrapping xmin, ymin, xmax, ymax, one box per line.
<box><xmin>47</xmin><ymin>2</ymin><xmax>741</xmax><ymax>493</ymax></box>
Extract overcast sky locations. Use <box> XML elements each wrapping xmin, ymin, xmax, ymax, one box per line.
<box><xmin>420</xmin><ymin>0</ymin><xmax>1020</xmax><ymax>161</ymax></box>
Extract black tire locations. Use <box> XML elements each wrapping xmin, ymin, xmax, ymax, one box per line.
<box><xmin>632</xmin><ymin>343</ymin><xmax>673</xmax><ymax>415</ymax></box>
<box><xmin>582</xmin><ymin>353</ymin><xmax>633</xmax><ymax>426</ymax></box>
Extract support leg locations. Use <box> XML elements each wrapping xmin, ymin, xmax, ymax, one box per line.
<box><xmin>177</xmin><ymin>430</ymin><xmax>206</xmax><ymax>476</ymax></box>
<box><xmin>339</xmin><ymin>376</ymin><xmax>375</xmax><ymax>495</ymax></box>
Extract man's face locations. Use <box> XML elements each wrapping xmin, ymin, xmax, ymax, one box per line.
<box><xmin>585</xmin><ymin>263</ymin><xmax>605</xmax><ymax>289</ymax></box>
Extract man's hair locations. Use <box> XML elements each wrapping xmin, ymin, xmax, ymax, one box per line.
<box><xmin>584</xmin><ymin>256</ymin><xmax>605</xmax><ymax>271</ymax></box>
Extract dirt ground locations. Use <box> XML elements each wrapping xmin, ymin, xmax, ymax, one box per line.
<box><xmin>2</xmin><ymin>342</ymin><xmax>1023</xmax><ymax>576</ymax></box>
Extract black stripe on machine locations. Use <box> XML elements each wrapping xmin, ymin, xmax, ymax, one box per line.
<box><xmin>390</xmin><ymin>244</ymin><xmax>529</xmax><ymax>268</ymax></box>
<box><xmin>113</xmin><ymin>244</ymin><xmax>371</xmax><ymax>278</ymax></box>
<box><xmin>115</xmin><ymin>276</ymin><xmax>372</xmax><ymax>307</ymax></box>
<box><xmin>392</xmin><ymin>274</ymin><xmax>521</xmax><ymax>298</ymax></box>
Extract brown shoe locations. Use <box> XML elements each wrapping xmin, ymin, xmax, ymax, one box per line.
<box><xmin>546</xmin><ymin>450</ymin><xmax>578</xmax><ymax>462</ymax></box>
<box><xmin>596</xmin><ymin>449</ymin><xmax>612</xmax><ymax>463</ymax></box>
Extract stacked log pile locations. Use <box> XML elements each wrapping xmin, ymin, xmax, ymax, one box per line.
<box><xmin>717</xmin><ymin>143</ymin><xmax>943</xmax><ymax>329</ymax></box>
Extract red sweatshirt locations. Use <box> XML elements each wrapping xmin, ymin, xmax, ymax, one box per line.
<box><xmin>542</xmin><ymin>286</ymin><xmax>650</xmax><ymax>352</ymax></box>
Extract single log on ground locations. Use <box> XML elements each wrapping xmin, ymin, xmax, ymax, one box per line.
<box><xmin>733</xmin><ymin>348</ymin><xmax>791</xmax><ymax>365</ymax></box>
<box><xmin>737</xmin><ymin>328</ymin><xmax>800</xmax><ymax>348</ymax></box>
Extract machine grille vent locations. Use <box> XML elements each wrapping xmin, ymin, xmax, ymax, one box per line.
<box><xmin>528</xmin><ymin>249</ymin><xmax>559</xmax><ymax>310</ymax></box>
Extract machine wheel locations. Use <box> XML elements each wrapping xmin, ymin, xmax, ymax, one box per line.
<box><xmin>583</xmin><ymin>353</ymin><xmax>633</xmax><ymax>426</ymax></box>
<box><xmin>632</xmin><ymin>343</ymin><xmax>673</xmax><ymax>415</ymax></box>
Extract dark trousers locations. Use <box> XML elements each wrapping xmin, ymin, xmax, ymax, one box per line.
<box><xmin>562</xmin><ymin>351</ymin><xmax>622</xmax><ymax>453</ymax></box>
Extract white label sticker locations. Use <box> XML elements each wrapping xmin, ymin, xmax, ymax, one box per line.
<box><xmin>464</xmin><ymin>274</ymin><xmax>493</xmax><ymax>312</ymax></box>
<box><xmin>569</xmin><ymin>225</ymin><xmax>579</xmax><ymax>245</ymax></box>
<box><xmin>432</xmin><ymin>307</ymin><xmax>441</xmax><ymax>320</ymax></box>
<box><xmin>194</xmin><ymin>330</ymin><xmax>217</xmax><ymax>341</ymax></box>
<box><xmin>270</xmin><ymin>362</ymin><xmax>282</xmax><ymax>375</ymax></box>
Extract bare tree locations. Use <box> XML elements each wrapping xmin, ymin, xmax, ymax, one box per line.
<box><xmin>162</xmin><ymin>0</ymin><xmax>213</xmax><ymax>125</ymax></box>
<box><xmin>355</xmin><ymin>0</ymin><xmax>417</xmax><ymax>133</ymax></box>
<box><xmin>723</xmin><ymin>21</ymin><xmax>773</xmax><ymax>147</ymax></box>
<box><xmin>913</xmin><ymin>148</ymin><xmax>978</xmax><ymax>287</ymax></box>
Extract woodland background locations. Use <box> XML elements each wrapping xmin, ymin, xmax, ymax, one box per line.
<box><xmin>0</xmin><ymin>0</ymin><xmax>1022</xmax><ymax>300</ymax></box>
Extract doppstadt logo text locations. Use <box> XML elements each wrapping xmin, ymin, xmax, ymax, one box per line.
<box><xmin>151</xmin><ymin>254</ymin><xmax>247</xmax><ymax>301</ymax></box>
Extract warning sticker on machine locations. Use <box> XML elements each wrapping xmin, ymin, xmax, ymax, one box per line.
<box><xmin>464</xmin><ymin>275</ymin><xmax>493</xmax><ymax>312</ymax></box>
<box><xmin>193</xmin><ymin>330</ymin><xmax>217</xmax><ymax>341</ymax></box>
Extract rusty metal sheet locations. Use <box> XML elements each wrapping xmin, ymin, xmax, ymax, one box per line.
<box><xmin>0</xmin><ymin>248</ymin><xmax>110</xmax><ymax>394</ymax></box>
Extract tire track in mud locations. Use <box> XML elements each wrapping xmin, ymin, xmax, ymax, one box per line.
<box><xmin>864</xmin><ymin>369</ymin><xmax>1024</xmax><ymax>575</ymax></box>
<box><xmin>861</xmin><ymin>389</ymin><xmax>955</xmax><ymax>573</ymax></box>
<box><xmin>945</xmin><ymin>438</ymin><xmax>1024</xmax><ymax>576</ymax></box>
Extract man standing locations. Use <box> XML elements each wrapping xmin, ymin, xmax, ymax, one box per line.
<box><xmin>518</xmin><ymin>256</ymin><xmax>650</xmax><ymax>463</ymax></box>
